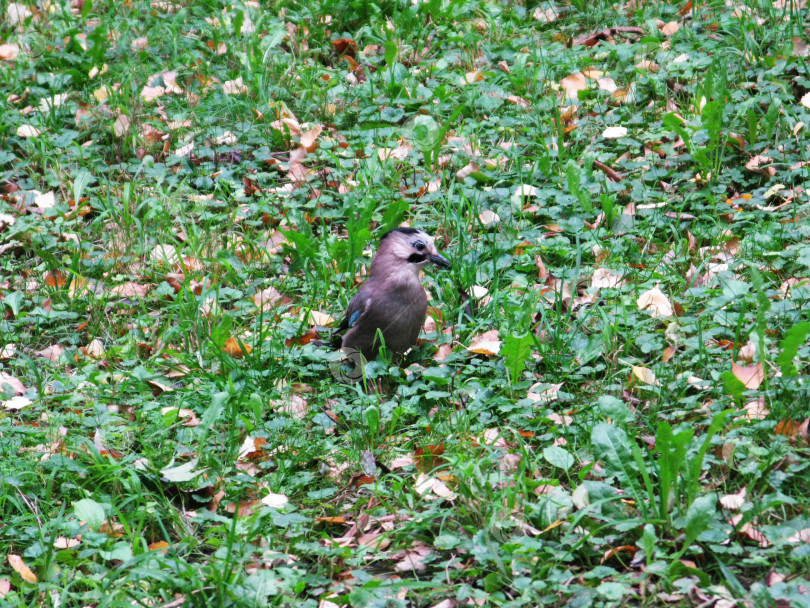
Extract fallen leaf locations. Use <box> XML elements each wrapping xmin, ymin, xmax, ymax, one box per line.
<box><xmin>108</xmin><ymin>282</ymin><xmax>152</xmax><ymax>298</ymax></box>
<box><xmin>2</xmin><ymin>395</ymin><xmax>32</xmax><ymax>410</ymax></box>
<box><xmin>53</xmin><ymin>536</ymin><xmax>81</xmax><ymax>549</ymax></box>
<box><xmin>478</xmin><ymin>210</ymin><xmax>499</xmax><ymax>226</ymax></box>
<box><xmin>603</xmin><ymin>126</ymin><xmax>628</xmax><ymax>139</ymax></box>
<box><xmin>35</xmin><ymin>344</ymin><xmax>64</xmax><ymax>362</ymax></box>
<box><xmin>659</xmin><ymin>21</ymin><xmax>680</xmax><ymax>36</ymax></box>
<box><xmin>720</xmin><ymin>487</ymin><xmax>746</xmax><ymax>510</ymax></box>
<box><xmin>468</xmin><ymin>329</ymin><xmax>500</xmax><ymax>355</ymax></box>
<box><xmin>591</xmin><ymin>268</ymin><xmax>625</xmax><ymax>288</ymax></box>
<box><xmin>16</xmin><ymin>125</ymin><xmax>41</xmax><ymax>138</ymax></box>
<box><xmin>113</xmin><ymin>114</ymin><xmax>130</xmax><ymax>137</ymax></box>
<box><xmin>0</xmin><ymin>43</ymin><xmax>19</xmax><ymax>61</ymax></box>
<box><xmin>637</xmin><ymin>286</ymin><xmax>674</xmax><ymax>318</ymax></box>
<box><xmin>254</xmin><ymin>286</ymin><xmax>283</xmax><ymax>310</ymax></box>
<box><xmin>261</xmin><ymin>492</ymin><xmax>289</xmax><ymax>508</ymax></box>
<box><xmin>455</xmin><ymin>161</ymin><xmax>479</xmax><ymax>181</ymax></box>
<box><xmin>560</xmin><ymin>72</ymin><xmax>588</xmax><ymax>101</ymax></box>
<box><xmin>223</xmin><ymin>336</ymin><xmax>252</xmax><ymax>358</ymax></box>
<box><xmin>84</xmin><ymin>339</ymin><xmax>105</xmax><ymax>358</ymax></box>
<box><xmin>731</xmin><ymin>362</ymin><xmax>764</xmax><ymax>390</ymax></box>
<box><xmin>632</xmin><ymin>365</ymin><xmax>661</xmax><ymax>386</ymax></box>
<box><xmin>8</xmin><ymin>555</ymin><xmax>36</xmax><ymax>584</ymax></box>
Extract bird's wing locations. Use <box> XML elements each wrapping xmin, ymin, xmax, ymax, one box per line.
<box><xmin>331</xmin><ymin>283</ymin><xmax>373</xmax><ymax>345</ymax></box>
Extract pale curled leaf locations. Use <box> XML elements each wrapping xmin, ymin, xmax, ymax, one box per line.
<box><xmin>637</xmin><ymin>286</ymin><xmax>674</xmax><ymax>318</ymax></box>
<box><xmin>468</xmin><ymin>329</ymin><xmax>500</xmax><ymax>355</ymax></box>
<box><xmin>261</xmin><ymin>492</ymin><xmax>289</xmax><ymax>508</ymax></box>
<box><xmin>632</xmin><ymin>365</ymin><xmax>661</xmax><ymax>386</ymax></box>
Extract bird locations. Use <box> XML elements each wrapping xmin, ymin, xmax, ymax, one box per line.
<box><xmin>330</xmin><ymin>227</ymin><xmax>451</xmax><ymax>362</ymax></box>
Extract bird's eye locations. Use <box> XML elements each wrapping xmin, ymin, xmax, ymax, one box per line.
<box><xmin>414</xmin><ymin>241</ymin><xmax>426</xmax><ymax>252</ymax></box>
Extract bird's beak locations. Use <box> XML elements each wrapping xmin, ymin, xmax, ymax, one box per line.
<box><xmin>429</xmin><ymin>253</ymin><xmax>451</xmax><ymax>268</ymax></box>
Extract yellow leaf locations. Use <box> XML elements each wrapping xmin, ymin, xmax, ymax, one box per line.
<box><xmin>632</xmin><ymin>365</ymin><xmax>660</xmax><ymax>386</ymax></box>
<box><xmin>8</xmin><ymin>555</ymin><xmax>37</xmax><ymax>584</ymax></box>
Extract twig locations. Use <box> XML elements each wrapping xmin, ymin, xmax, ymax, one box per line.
<box><xmin>593</xmin><ymin>159</ymin><xmax>624</xmax><ymax>182</ymax></box>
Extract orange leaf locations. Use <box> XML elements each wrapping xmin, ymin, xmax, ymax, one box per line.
<box><xmin>148</xmin><ymin>541</ymin><xmax>170</xmax><ymax>552</ymax></box>
<box><xmin>316</xmin><ymin>516</ymin><xmax>348</xmax><ymax>525</ymax></box>
<box><xmin>44</xmin><ymin>270</ymin><xmax>68</xmax><ymax>287</ymax></box>
<box><xmin>414</xmin><ymin>444</ymin><xmax>445</xmax><ymax>472</ymax></box>
<box><xmin>285</xmin><ymin>327</ymin><xmax>319</xmax><ymax>347</ymax></box>
<box><xmin>222</xmin><ymin>336</ymin><xmax>252</xmax><ymax>358</ymax></box>
<box><xmin>331</xmin><ymin>38</ymin><xmax>357</xmax><ymax>57</ymax></box>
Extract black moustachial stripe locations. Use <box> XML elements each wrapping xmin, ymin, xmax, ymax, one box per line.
<box><xmin>381</xmin><ymin>227</ymin><xmax>420</xmax><ymax>241</ymax></box>
<box><xmin>407</xmin><ymin>253</ymin><xmax>427</xmax><ymax>264</ymax></box>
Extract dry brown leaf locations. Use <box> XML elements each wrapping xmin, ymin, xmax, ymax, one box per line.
<box><xmin>786</xmin><ymin>528</ymin><xmax>810</xmax><ymax>544</ymax></box>
<box><xmin>659</xmin><ymin>21</ymin><xmax>680</xmax><ymax>36</ymax></box>
<box><xmin>637</xmin><ymin>286</ymin><xmax>674</xmax><ymax>318</ymax></box>
<box><xmin>455</xmin><ymin>161</ymin><xmax>479</xmax><ymax>182</ymax></box>
<box><xmin>113</xmin><ymin>114</ymin><xmax>130</xmax><ymax>137</ymax></box>
<box><xmin>745</xmin><ymin>154</ymin><xmax>776</xmax><ymax>177</ymax></box>
<box><xmin>162</xmin><ymin>407</ymin><xmax>200</xmax><ymax>427</ymax></box>
<box><xmin>393</xmin><ymin>544</ymin><xmax>432</xmax><ymax>572</ymax></box>
<box><xmin>0</xmin><ymin>372</ymin><xmax>25</xmax><ymax>395</ymax></box>
<box><xmin>478</xmin><ymin>209</ymin><xmax>500</xmax><ymax>226</ymax></box>
<box><xmin>223</xmin><ymin>77</ymin><xmax>247</xmax><ymax>95</ymax></box>
<box><xmin>591</xmin><ymin>268</ymin><xmax>625</xmax><ymax>289</ymax></box>
<box><xmin>527</xmin><ymin>382</ymin><xmax>563</xmax><ymax>404</ymax></box>
<box><xmin>35</xmin><ymin>344</ymin><xmax>64</xmax><ymax>362</ymax></box>
<box><xmin>0</xmin><ymin>43</ymin><xmax>20</xmax><ymax>61</ymax></box>
<box><xmin>560</xmin><ymin>72</ymin><xmax>588</xmax><ymax>101</ymax></box>
<box><xmin>43</xmin><ymin>270</ymin><xmax>68</xmax><ymax>288</ymax></box>
<box><xmin>635</xmin><ymin>59</ymin><xmax>659</xmax><ymax>72</ymax></box>
<box><xmin>468</xmin><ymin>329</ymin><xmax>500</xmax><ymax>355</ymax></box>
<box><xmin>742</xmin><ymin>398</ymin><xmax>768</xmax><ymax>421</ymax></box>
<box><xmin>108</xmin><ymin>282</ymin><xmax>152</xmax><ymax>298</ymax></box>
<box><xmin>300</xmin><ymin>124</ymin><xmax>323</xmax><ymax>153</ymax></box>
<box><xmin>533</xmin><ymin>6</ymin><xmax>559</xmax><ymax>22</ymax></box>
<box><xmin>2</xmin><ymin>396</ymin><xmax>31</xmax><ymax>410</ymax></box>
<box><xmin>460</xmin><ymin>69</ymin><xmax>484</xmax><ymax>85</ymax></box>
<box><xmin>84</xmin><ymin>338</ymin><xmax>106</xmax><ymax>358</ymax></box>
<box><xmin>253</xmin><ymin>286</ymin><xmax>282</xmax><ymax>310</ymax></box>
<box><xmin>261</xmin><ymin>492</ymin><xmax>289</xmax><ymax>508</ymax></box>
<box><xmin>16</xmin><ymin>125</ymin><xmax>41</xmax><ymax>138</ymax></box>
<box><xmin>53</xmin><ymin>536</ymin><xmax>81</xmax><ymax>549</ymax></box>
<box><xmin>731</xmin><ymin>362</ymin><xmax>764</xmax><ymax>390</ymax></box>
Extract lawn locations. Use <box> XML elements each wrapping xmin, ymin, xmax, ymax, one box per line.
<box><xmin>1</xmin><ymin>0</ymin><xmax>810</xmax><ymax>605</ymax></box>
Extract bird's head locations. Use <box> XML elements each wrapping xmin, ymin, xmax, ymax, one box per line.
<box><xmin>370</xmin><ymin>227</ymin><xmax>451</xmax><ymax>277</ymax></box>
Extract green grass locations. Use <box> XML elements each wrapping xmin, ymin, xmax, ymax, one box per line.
<box><xmin>1</xmin><ymin>0</ymin><xmax>810</xmax><ymax>605</ymax></box>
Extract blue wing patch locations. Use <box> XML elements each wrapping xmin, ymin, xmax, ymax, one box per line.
<box><xmin>348</xmin><ymin>310</ymin><xmax>362</xmax><ymax>328</ymax></box>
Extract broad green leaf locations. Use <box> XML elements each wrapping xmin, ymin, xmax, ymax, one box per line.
<box><xmin>776</xmin><ymin>321</ymin><xmax>810</xmax><ymax>377</ymax></box>
<box><xmin>501</xmin><ymin>332</ymin><xmax>533</xmax><ymax>383</ymax></box>
<box><xmin>160</xmin><ymin>458</ymin><xmax>203</xmax><ymax>482</ymax></box>
<box><xmin>74</xmin><ymin>498</ymin><xmax>106</xmax><ymax>530</ymax></box>
<box><xmin>543</xmin><ymin>445</ymin><xmax>574</xmax><ymax>471</ymax></box>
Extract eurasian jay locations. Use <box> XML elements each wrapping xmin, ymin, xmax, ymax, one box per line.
<box><xmin>331</xmin><ymin>228</ymin><xmax>451</xmax><ymax>361</ymax></box>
